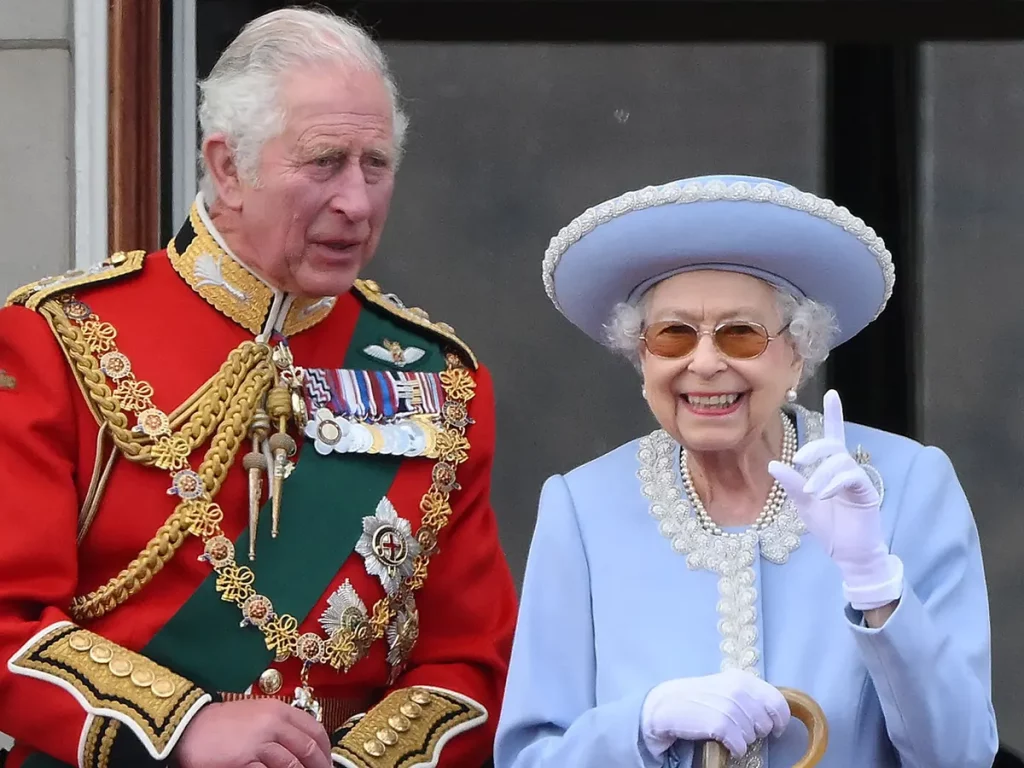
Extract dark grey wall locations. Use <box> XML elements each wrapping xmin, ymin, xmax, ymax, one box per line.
<box><xmin>919</xmin><ymin>41</ymin><xmax>1024</xmax><ymax>749</ymax></box>
<box><xmin>363</xmin><ymin>42</ymin><xmax>825</xmax><ymax>583</ymax></box>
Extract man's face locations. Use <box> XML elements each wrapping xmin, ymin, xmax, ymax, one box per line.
<box><xmin>226</xmin><ymin>61</ymin><xmax>397</xmax><ymax>297</ymax></box>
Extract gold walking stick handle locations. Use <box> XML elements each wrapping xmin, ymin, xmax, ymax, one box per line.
<box><xmin>702</xmin><ymin>687</ymin><xmax>828</xmax><ymax>768</ymax></box>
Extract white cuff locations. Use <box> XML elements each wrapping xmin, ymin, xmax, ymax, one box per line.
<box><xmin>843</xmin><ymin>554</ymin><xmax>904</xmax><ymax>611</ymax></box>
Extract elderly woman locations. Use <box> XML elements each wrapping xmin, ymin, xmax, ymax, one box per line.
<box><xmin>494</xmin><ymin>175</ymin><xmax>997</xmax><ymax>768</ymax></box>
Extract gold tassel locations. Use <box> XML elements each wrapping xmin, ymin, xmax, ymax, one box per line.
<box><xmin>265</xmin><ymin>383</ymin><xmax>295</xmax><ymax>538</ymax></box>
<box><xmin>242</xmin><ymin>409</ymin><xmax>270</xmax><ymax>560</ymax></box>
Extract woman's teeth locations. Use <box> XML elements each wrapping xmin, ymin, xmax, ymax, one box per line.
<box><xmin>686</xmin><ymin>393</ymin><xmax>740</xmax><ymax>409</ymax></box>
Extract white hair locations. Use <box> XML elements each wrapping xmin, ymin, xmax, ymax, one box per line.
<box><xmin>197</xmin><ymin>6</ymin><xmax>409</xmax><ymax>202</ymax></box>
<box><xmin>604</xmin><ymin>284</ymin><xmax>838</xmax><ymax>385</ymax></box>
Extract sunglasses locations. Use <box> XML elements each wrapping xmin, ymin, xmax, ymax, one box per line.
<box><xmin>640</xmin><ymin>320</ymin><xmax>790</xmax><ymax>360</ymax></box>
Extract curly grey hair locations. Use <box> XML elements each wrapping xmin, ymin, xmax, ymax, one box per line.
<box><xmin>198</xmin><ymin>6</ymin><xmax>409</xmax><ymax>202</ymax></box>
<box><xmin>604</xmin><ymin>286</ymin><xmax>838</xmax><ymax>385</ymax></box>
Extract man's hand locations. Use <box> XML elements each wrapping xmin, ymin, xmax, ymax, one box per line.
<box><xmin>174</xmin><ymin>699</ymin><xmax>332</xmax><ymax>768</ymax></box>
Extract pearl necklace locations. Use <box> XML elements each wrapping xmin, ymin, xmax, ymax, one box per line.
<box><xmin>681</xmin><ymin>411</ymin><xmax>798</xmax><ymax>537</ymax></box>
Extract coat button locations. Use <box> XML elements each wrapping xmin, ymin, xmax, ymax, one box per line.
<box><xmin>259</xmin><ymin>668</ymin><xmax>283</xmax><ymax>695</ymax></box>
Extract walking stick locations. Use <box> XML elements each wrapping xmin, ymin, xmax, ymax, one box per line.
<box><xmin>702</xmin><ymin>687</ymin><xmax>828</xmax><ymax>768</ymax></box>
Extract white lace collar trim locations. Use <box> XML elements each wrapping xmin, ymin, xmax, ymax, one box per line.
<box><xmin>638</xmin><ymin>404</ymin><xmax>823</xmax><ymax>570</ymax></box>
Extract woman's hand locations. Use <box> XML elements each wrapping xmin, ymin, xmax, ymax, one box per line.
<box><xmin>768</xmin><ymin>389</ymin><xmax>903</xmax><ymax>611</ymax></box>
<box><xmin>640</xmin><ymin>669</ymin><xmax>790</xmax><ymax>759</ymax></box>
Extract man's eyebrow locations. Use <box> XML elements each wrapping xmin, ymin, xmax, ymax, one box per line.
<box><xmin>298</xmin><ymin>143</ymin><xmax>394</xmax><ymax>162</ymax></box>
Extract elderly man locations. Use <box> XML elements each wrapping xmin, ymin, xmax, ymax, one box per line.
<box><xmin>0</xmin><ymin>7</ymin><xmax>516</xmax><ymax>768</ymax></box>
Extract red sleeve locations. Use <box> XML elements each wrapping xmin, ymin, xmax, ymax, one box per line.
<box><xmin>386</xmin><ymin>362</ymin><xmax>518</xmax><ymax>767</ymax></box>
<box><xmin>0</xmin><ymin>305</ymin><xmax>211</xmax><ymax>768</ymax></box>
<box><xmin>0</xmin><ymin>305</ymin><xmax>92</xmax><ymax>764</ymax></box>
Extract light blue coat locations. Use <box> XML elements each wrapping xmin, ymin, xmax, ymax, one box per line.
<box><xmin>494</xmin><ymin>406</ymin><xmax>997</xmax><ymax>768</ymax></box>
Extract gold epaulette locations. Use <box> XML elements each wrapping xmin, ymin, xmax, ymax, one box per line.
<box><xmin>5</xmin><ymin>250</ymin><xmax>147</xmax><ymax>310</ymax></box>
<box><xmin>353</xmin><ymin>279</ymin><xmax>478</xmax><ymax>370</ymax></box>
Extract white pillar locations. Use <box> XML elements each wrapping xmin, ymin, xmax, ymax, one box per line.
<box><xmin>171</xmin><ymin>0</ymin><xmax>198</xmax><ymax>225</ymax></box>
<box><xmin>73</xmin><ymin>0</ymin><xmax>108</xmax><ymax>268</ymax></box>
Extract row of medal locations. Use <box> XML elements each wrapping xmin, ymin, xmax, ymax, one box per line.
<box><xmin>304</xmin><ymin>407</ymin><xmax>440</xmax><ymax>459</ymax></box>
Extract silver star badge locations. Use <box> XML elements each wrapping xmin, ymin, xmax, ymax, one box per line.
<box><xmin>386</xmin><ymin>595</ymin><xmax>420</xmax><ymax>682</ymax></box>
<box><xmin>319</xmin><ymin>579</ymin><xmax>368</xmax><ymax>639</ymax></box>
<box><xmin>355</xmin><ymin>497</ymin><xmax>421</xmax><ymax>595</ymax></box>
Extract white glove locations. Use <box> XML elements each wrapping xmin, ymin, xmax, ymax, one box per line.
<box><xmin>768</xmin><ymin>389</ymin><xmax>903</xmax><ymax>611</ymax></box>
<box><xmin>639</xmin><ymin>669</ymin><xmax>791</xmax><ymax>760</ymax></box>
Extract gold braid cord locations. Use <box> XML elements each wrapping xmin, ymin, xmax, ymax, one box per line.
<box><xmin>51</xmin><ymin>295</ymin><xmax>276</xmax><ymax>621</ymax></box>
<box><xmin>40</xmin><ymin>298</ymin><xmax>266</xmax><ymax>467</ymax></box>
<box><xmin>94</xmin><ymin>720</ymin><xmax>118</xmax><ymax>768</ymax></box>
<box><xmin>79</xmin><ymin>717</ymin><xmax>120</xmax><ymax>768</ymax></box>
<box><xmin>80</xmin><ymin>716</ymin><xmax>108</xmax><ymax>768</ymax></box>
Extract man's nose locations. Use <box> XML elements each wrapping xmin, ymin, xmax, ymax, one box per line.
<box><xmin>330</xmin><ymin>164</ymin><xmax>373</xmax><ymax>222</ymax></box>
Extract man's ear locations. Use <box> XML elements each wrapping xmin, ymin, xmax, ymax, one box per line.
<box><xmin>202</xmin><ymin>134</ymin><xmax>244</xmax><ymax>209</ymax></box>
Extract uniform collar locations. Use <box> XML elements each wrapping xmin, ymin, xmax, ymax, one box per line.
<box><xmin>167</xmin><ymin>193</ymin><xmax>337</xmax><ymax>338</ymax></box>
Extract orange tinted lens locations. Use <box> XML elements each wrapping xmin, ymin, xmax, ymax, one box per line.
<box><xmin>645</xmin><ymin>322</ymin><xmax>698</xmax><ymax>357</ymax></box>
<box><xmin>714</xmin><ymin>322</ymin><xmax>770</xmax><ymax>358</ymax></box>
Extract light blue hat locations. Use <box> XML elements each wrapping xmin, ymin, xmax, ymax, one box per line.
<box><xmin>542</xmin><ymin>174</ymin><xmax>895</xmax><ymax>349</ymax></box>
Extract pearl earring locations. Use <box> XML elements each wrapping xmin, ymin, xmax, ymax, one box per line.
<box><xmin>785</xmin><ymin>388</ymin><xmax>798</xmax><ymax>403</ymax></box>
<box><xmin>641</xmin><ymin>385</ymin><xmax>648</xmax><ymax>399</ymax></box>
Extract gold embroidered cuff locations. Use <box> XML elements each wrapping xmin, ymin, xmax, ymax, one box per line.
<box><xmin>331</xmin><ymin>686</ymin><xmax>487</xmax><ymax>768</ymax></box>
<box><xmin>7</xmin><ymin>622</ymin><xmax>210</xmax><ymax>761</ymax></box>
<box><xmin>79</xmin><ymin>715</ymin><xmax>162</xmax><ymax>768</ymax></box>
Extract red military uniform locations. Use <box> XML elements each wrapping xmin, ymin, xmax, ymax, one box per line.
<box><xmin>0</xmin><ymin>203</ymin><xmax>517</xmax><ymax>767</ymax></box>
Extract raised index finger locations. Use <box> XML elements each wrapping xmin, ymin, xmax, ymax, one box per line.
<box><xmin>822</xmin><ymin>389</ymin><xmax>846</xmax><ymax>445</ymax></box>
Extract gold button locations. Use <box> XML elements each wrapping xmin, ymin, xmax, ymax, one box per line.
<box><xmin>399</xmin><ymin>702</ymin><xmax>422</xmax><ymax>719</ymax></box>
<box><xmin>68</xmin><ymin>633</ymin><xmax>93</xmax><ymax>652</ymax></box>
<box><xmin>108</xmin><ymin>658</ymin><xmax>133</xmax><ymax>677</ymax></box>
<box><xmin>150</xmin><ymin>679</ymin><xmax>176</xmax><ymax>698</ymax></box>
<box><xmin>258</xmin><ymin>668</ymin><xmax>283</xmax><ymax>695</ymax></box>
<box><xmin>89</xmin><ymin>645</ymin><xmax>113</xmax><ymax>664</ymax></box>
<box><xmin>363</xmin><ymin>280</ymin><xmax>381</xmax><ymax>293</ymax></box>
<box><xmin>377</xmin><ymin>728</ymin><xmax>398</xmax><ymax>746</ymax></box>
<box><xmin>108</xmin><ymin>252</ymin><xmax>127</xmax><ymax>265</ymax></box>
<box><xmin>131</xmin><ymin>668</ymin><xmax>155</xmax><ymax>688</ymax></box>
<box><xmin>409</xmin><ymin>689</ymin><xmax>431</xmax><ymax>706</ymax></box>
<box><xmin>388</xmin><ymin>714</ymin><xmax>411</xmax><ymax>733</ymax></box>
<box><xmin>363</xmin><ymin>739</ymin><xmax>385</xmax><ymax>757</ymax></box>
